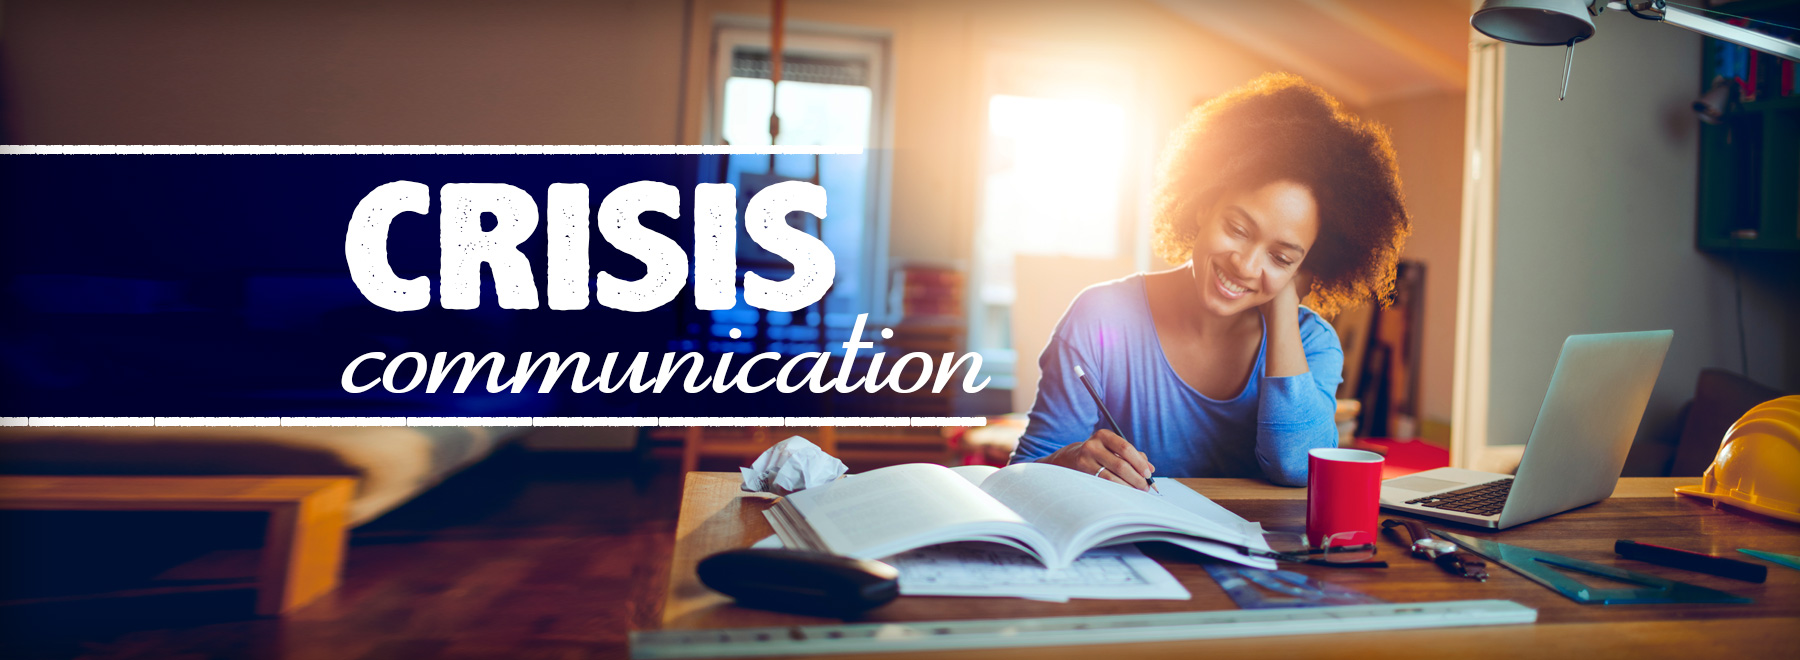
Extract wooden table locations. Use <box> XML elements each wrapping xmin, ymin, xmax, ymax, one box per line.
<box><xmin>655</xmin><ymin>473</ymin><xmax>1800</xmax><ymax>658</ymax></box>
<box><xmin>0</xmin><ymin>475</ymin><xmax>355</xmax><ymax>616</ymax></box>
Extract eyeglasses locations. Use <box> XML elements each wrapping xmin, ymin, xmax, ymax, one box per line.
<box><xmin>1244</xmin><ymin>532</ymin><xmax>1383</xmax><ymax>567</ymax></box>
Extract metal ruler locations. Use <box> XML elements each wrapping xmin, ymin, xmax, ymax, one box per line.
<box><xmin>630</xmin><ymin>599</ymin><xmax>1536</xmax><ymax>659</ymax></box>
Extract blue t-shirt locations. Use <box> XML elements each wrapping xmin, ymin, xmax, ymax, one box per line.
<box><xmin>1011</xmin><ymin>274</ymin><xmax>1345</xmax><ymax>486</ymax></box>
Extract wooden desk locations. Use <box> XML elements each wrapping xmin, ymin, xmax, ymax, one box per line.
<box><xmin>0</xmin><ymin>475</ymin><xmax>354</xmax><ymax>616</ymax></box>
<box><xmin>655</xmin><ymin>474</ymin><xmax>1800</xmax><ymax>657</ymax></box>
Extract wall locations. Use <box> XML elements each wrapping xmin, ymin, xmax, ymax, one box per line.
<box><xmin>1484</xmin><ymin>11</ymin><xmax>1793</xmax><ymax>473</ymax></box>
<box><xmin>1</xmin><ymin>0</ymin><xmax>689</xmax><ymax>144</ymax></box>
<box><xmin>1363</xmin><ymin>91</ymin><xmax>1466</xmax><ymax>432</ymax></box>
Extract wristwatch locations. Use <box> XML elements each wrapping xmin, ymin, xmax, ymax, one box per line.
<box><xmin>1381</xmin><ymin>519</ymin><xmax>1488</xmax><ymax>582</ymax></box>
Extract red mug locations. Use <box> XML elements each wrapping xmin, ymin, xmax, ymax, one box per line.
<box><xmin>1305</xmin><ymin>448</ymin><xmax>1384</xmax><ymax>549</ymax></box>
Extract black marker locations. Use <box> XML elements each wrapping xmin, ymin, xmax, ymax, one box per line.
<box><xmin>1073</xmin><ymin>364</ymin><xmax>1158</xmax><ymax>494</ymax></box>
<box><xmin>1615</xmin><ymin>540</ymin><xmax>1767</xmax><ymax>583</ymax></box>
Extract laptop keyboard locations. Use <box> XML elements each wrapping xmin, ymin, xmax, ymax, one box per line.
<box><xmin>1405</xmin><ymin>479</ymin><xmax>1513</xmax><ymax>517</ymax></box>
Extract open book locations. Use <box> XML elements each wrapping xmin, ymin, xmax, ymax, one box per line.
<box><xmin>765</xmin><ymin>462</ymin><xmax>1275</xmax><ymax>570</ymax></box>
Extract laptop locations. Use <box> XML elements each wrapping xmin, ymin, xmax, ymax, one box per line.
<box><xmin>1379</xmin><ymin>330</ymin><xmax>1673</xmax><ymax>529</ymax></box>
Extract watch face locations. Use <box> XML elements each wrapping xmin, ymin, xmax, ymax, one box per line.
<box><xmin>1414</xmin><ymin>539</ymin><xmax>1456</xmax><ymax>556</ymax></box>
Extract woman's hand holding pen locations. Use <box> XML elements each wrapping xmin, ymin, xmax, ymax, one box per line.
<box><xmin>1039</xmin><ymin>429</ymin><xmax>1158</xmax><ymax>492</ymax></box>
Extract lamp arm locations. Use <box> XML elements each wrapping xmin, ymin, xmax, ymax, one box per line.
<box><xmin>1607</xmin><ymin>2</ymin><xmax>1800</xmax><ymax>62</ymax></box>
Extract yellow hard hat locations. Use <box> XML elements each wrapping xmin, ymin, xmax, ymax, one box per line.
<box><xmin>1731</xmin><ymin>398</ymin><xmax>1800</xmax><ymax>430</ymax></box>
<box><xmin>1676</xmin><ymin>395</ymin><xmax>1800</xmax><ymax>524</ymax></box>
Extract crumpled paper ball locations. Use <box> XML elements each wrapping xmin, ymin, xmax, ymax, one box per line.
<box><xmin>740</xmin><ymin>435</ymin><xmax>848</xmax><ymax>496</ymax></box>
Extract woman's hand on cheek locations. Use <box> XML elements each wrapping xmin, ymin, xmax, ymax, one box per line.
<box><xmin>1261</xmin><ymin>269</ymin><xmax>1311</xmax><ymax>377</ymax></box>
<box><xmin>1263</xmin><ymin>271</ymin><xmax>1305</xmax><ymax>317</ymax></box>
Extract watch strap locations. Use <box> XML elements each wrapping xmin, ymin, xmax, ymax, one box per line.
<box><xmin>1380</xmin><ymin>518</ymin><xmax>1432</xmax><ymax>548</ymax></box>
<box><xmin>1438</xmin><ymin>550</ymin><xmax>1490</xmax><ymax>582</ymax></box>
<box><xmin>1401</xmin><ymin>520</ymin><xmax>1433</xmax><ymax>547</ymax></box>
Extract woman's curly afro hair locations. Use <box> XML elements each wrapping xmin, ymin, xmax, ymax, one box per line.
<box><xmin>1151</xmin><ymin>73</ymin><xmax>1409</xmax><ymax>317</ymax></box>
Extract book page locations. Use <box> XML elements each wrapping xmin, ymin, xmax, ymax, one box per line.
<box><xmin>1094</xmin><ymin>479</ymin><xmax>1277</xmax><ymax>569</ymax></box>
<box><xmin>950</xmin><ymin>464</ymin><xmax>1000</xmax><ymax>487</ymax></box>
<box><xmin>778</xmin><ymin>463</ymin><xmax>1040</xmax><ymax>560</ymax></box>
<box><xmin>977</xmin><ymin>463</ymin><xmax>1253</xmax><ymax>565</ymax></box>
<box><xmin>1154</xmin><ymin>479</ymin><xmax>1268</xmax><ymax>537</ymax></box>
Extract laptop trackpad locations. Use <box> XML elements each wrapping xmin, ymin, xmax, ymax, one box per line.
<box><xmin>1385</xmin><ymin>476</ymin><xmax>1464</xmax><ymax>492</ymax></box>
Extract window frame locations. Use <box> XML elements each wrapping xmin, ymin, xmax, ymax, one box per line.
<box><xmin>707</xmin><ymin>21</ymin><xmax>894</xmax><ymax>322</ymax></box>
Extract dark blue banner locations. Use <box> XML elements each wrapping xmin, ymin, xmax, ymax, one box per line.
<box><xmin>1</xmin><ymin>151</ymin><xmax>992</xmax><ymax>418</ymax></box>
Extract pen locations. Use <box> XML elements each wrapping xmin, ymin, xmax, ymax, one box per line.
<box><xmin>1615</xmin><ymin>540</ymin><xmax>1767</xmax><ymax>583</ymax></box>
<box><xmin>1073</xmin><ymin>364</ymin><xmax>1158</xmax><ymax>494</ymax></box>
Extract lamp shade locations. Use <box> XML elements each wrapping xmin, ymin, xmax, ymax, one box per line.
<box><xmin>1471</xmin><ymin>0</ymin><xmax>1596</xmax><ymax>46</ymax></box>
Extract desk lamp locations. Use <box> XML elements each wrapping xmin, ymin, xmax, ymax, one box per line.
<box><xmin>1470</xmin><ymin>0</ymin><xmax>1800</xmax><ymax>99</ymax></box>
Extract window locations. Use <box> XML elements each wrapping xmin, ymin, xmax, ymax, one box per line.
<box><xmin>720</xmin><ymin>50</ymin><xmax>873</xmax><ymax>148</ymax></box>
<box><xmin>970</xmin><ymin>53</ymin><xmax>1136</xmax><ymax>379</ymax></box>
<box><xmin>705</xmin><ymin>25</ymin><xmax>889</xmax><ymax>355</ymax></box>
<box><xmin>977</xmin><ymin>94</ymin><xmax>1129</xmax><ymax>295</ymax></box>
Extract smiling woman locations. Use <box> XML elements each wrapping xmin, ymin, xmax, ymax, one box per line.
<box><xmin>1151</xmin><ymin>74</ymin><xmax>1411</xmax><ymax>319</ymax></box>
<box><xmin>1010</xmin><ymin>73</ymin><xmax>1410</xmax><ymax>488</ymax></box>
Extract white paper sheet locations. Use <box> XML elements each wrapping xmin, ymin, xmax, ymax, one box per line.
<box><xmin>739</xmin><ymin>435</ymin><xmax>847</xmax><ymax>496</ymax></box>
<box><xmin>748</xmin><ymin>535</ymin><xmax>1190</xmax><ymax>601</ymax></box>
<box><xmin>884</xmin><ymin>542</ymin><xmax>1191</xmax><ymax>601</ymax></box>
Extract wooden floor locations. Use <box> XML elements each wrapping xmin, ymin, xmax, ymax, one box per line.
<box><xmin>0</xmin><ymin>447</ymin><xmax>686</xmax><ymax>660</ymax></box>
